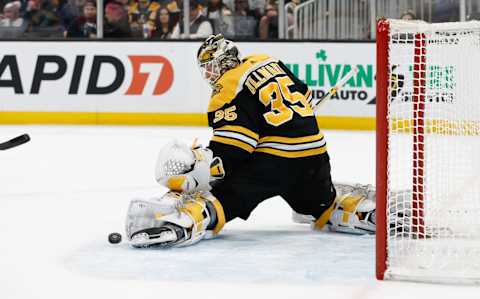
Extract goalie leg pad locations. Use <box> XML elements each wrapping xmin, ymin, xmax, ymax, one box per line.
<box><xmin>324</xmin><ymin>194</ymin><xmax>376</xmax><ymax>235</ymax></box>
<box><xmin>126</xmin><ymin>191</ymin><xmax>226</xmax><ymax>248</ymax></box>
<box><xmin>334</xmin><ymin>182</ymin><xmax>376</xmax><ymax>202</ymax></box>
<box><xmin>291</xmin><ymin>182</ymin><xmax>376</xmax><ymax>235</ymax></box>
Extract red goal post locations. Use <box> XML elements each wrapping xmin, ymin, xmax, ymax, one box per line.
<box><xmin>376</xmin><ymin>18</ymin><xmax>389</xmax><ymax>281</ymax></box>
<box><xmin>376</xmin><ymin>18</ymin><xmax>480</xmax><ymax>283</ymax></box>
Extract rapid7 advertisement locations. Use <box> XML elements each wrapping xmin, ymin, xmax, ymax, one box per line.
<box><xmin>0</xmin><ymin>41</ymin><xmax>210</xmax><ymax>113</ymax></box>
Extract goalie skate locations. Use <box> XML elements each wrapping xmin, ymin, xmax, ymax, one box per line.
<box><xmin>130</xmin><ymin>224</ymin><xmax>188</xmax><ymax>248</ymax></box>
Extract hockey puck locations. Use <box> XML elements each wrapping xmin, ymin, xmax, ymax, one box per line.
<box><xmin>108</xmin><ymin>232</ymin><xmax>122</xmax><ymax>244</ymax></box>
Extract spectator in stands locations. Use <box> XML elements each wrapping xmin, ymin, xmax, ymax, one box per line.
<box><xmin>60</xmin><ymin>0</ymin><xmax>87</xmax><ymax>32</ymax></box>
<box><xmin>112</xmin><ymin>0</ymin><xmax>132</xmax><ymax>20</ymax></box>
<box><xmin>400</xmin><ymin>10</ymin><xmax>416</xmax><ymax>21</ymax></box>
<box><xmin>258</xmin><ymin>0</ymin><xmax>277</xmax><ymax>39</ymax></box>
<box><xmin>115</xmin><ymin>0</ymin><xmax>132</xmax><ymax>11</ymax></box>
<box><xmin>128</xmin><ymin>0</ymin><xmax>160</xmax><ymax>38</ymax></box>
<box><xmin>205</xmin><ymin>0</ymin><xmax>233</xmax><ymax>35</ymax></box>
<box><xmin>25</xmin><ymin>0</ymin><xmax>60</xmax><ymax>27</ymax></box>
<box><xmin>0</xmin><ymin>0</ymin><xmax>29</xmax><ymax>16</ymax></box>
<box><xmin>104</xmin><ymin>1</ymin><xmax>132</xmax><ymax>38</ymax></box>
<box><xmin>18</xmin><ymin>0</ymin><xmax>29</xmax><ymax>14</ymax></box>
<box><xmin>234</xmin><ymin>0</ymin><xmax>259</xmax><ymax>19</ymax></box>
<box><xmin>65</xmin><ymin>0</ymin><xmax>96</xmax><ymax>38</ymax></box>
<box><xmin>0</xmin><ymin>1</ymin><xmax>25</xmax><ymax>27</ymax></box>
<box><xmin>171</xmin><ymin>0</ymin><xmax>212</xmax><ymax>39</ymax></box>
<box><xmin>249</xmin><ymin>0</ymin><xmax>266</xmax><ymax>19</ymax></box>
<box><xmin>151</xmin><ymin>6</ymin><xmax>176</xmax><ymax>39</ymax></box>
<box><xmin>157</xmin><ymin>0</ymin><xmax>180</xmax><ymax>14</ymax></box>
<box><xmin>159</xmin><ymin>0</ymin><xmax>180</xmax><ymax>29</ymax></box>
<box><xmin>232</xmin><ymin>0</ymin><xmax>259</xmax><ymax>38</ymax></box>
<box><xmin>24</xmin><ymin>0</ymin><xmax>62</xmax><ymax>35</ymax></box>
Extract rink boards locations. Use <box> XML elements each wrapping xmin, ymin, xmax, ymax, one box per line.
<box><xmin>0</xmin><ymin>41</ymin><xmax>375</xmax><ymax>130</ymax></box>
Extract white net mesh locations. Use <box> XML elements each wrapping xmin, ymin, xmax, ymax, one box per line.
<box><xmin>385</xmin><ymin>20</ymin><xmax>480</xmax><ymax>283</ymax></box>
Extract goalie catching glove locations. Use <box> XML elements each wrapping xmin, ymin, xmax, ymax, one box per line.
<box><xmin>155</xmin><ymin>139</ymin><xmax>225</xmax><ymax>193</ymax></box>
<box><xmin>125</xmin><ymin>191</ymin><xmax>225</xmax><ymax>248</ymax></box>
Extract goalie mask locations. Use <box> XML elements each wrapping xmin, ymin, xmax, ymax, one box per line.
<box><xmin>197</xmin><ymin>34</ymin><xmax>241</xmax><ymax>87</ymax></box>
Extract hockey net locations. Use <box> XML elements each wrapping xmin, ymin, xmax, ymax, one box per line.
<box><xmin>376</xmin><ymin>19</ymin><xmax>480</xmax><ymax>283</ymax></box>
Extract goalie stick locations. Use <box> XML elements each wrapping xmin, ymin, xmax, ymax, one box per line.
<box><xmin>311</xmin><ymin>66</ymin><xmax>359</xmax><ymax>112</ymax></box>
<box><xmin>0</xmin><ymin>134</ymin><xmax>30</xmax><ymax>150</ymax></box>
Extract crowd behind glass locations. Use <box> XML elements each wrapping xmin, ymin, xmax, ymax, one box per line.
<box><xmin>0</xmin><ymin>0</ymin><xmax>476</xmax><ymax>40</ymax></box>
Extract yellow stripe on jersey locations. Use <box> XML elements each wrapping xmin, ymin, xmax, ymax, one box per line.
<box><xmin>214</xmin><ymin>125</ymin><xmax>258</xmax><ymax>148</ymax></box>
<box><xmin>208</xmin><ymin>54</ymin><xmax>275</xmax><ymax>112</ymax></box>
<box><xmin>211</xmin><ymin>135</ymin><xmax>255</xmax><ymax>153</ymax></box>
<box><xmin>258</xmin><ymin>133</ymin><xmax>324</xmax><ymax>144</ymax></box>
<box><xmin>215</xmin><ymin>125</ymin><xmax>259</xmax><ymax>141</ymax></box>
<box><xmin>256</xmin><ymin>134</ymin><xmax>326</xmax><ymax>156</ymax></box>
<box><xmin>255</xmin><ymin>146</ymin><xmax>327</xmax><ymax>158</ymax></box>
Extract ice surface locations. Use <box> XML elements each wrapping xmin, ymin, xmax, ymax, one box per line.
<box><xmin>1</xmin><ymin>125</ymin><xmax>478</xmax><ymax>299</ymax></box>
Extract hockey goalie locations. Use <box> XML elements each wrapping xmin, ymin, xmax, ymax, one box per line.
<box><xmin>125</xmin><ymin>34</ymin><xmax>376</xmax><ymax>248</ymax></box>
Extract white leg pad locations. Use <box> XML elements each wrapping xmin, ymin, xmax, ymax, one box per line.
<box><xmin>292</xmin><ymin>182</ymin><xmax>376</xmax><ymax>235</ymax></box>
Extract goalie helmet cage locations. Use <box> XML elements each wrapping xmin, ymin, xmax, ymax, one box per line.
<box><xmin>376</xmin><ymin>19</ymin><xmax>480</xmax><ymax>284</ymax></box>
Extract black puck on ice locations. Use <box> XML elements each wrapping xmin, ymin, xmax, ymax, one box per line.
<box><xmin>108</xmin><ymin>232</ymin><xmax>122</xmax><ymax>244</ymax></box>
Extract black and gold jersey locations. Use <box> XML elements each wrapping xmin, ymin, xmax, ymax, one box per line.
<box><xmin>207</xmin><ymin>54</ymin><xmax>327</xmax><ymax>173</ymax></box>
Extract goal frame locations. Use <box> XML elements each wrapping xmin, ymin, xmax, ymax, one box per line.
<box><xmin>376</xmin><ymin>18</ymin><xmax>480</xmax><ymax>283</ymax></box>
